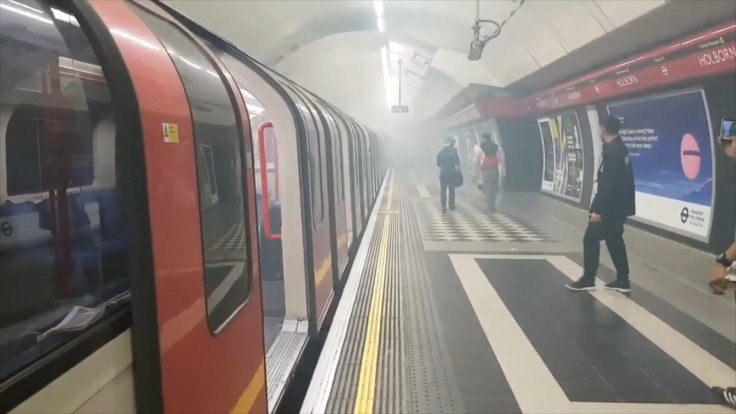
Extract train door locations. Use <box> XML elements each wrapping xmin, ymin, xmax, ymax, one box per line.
<box><xmin>369</xmin><ymin>132</ymin><xmax>378</xmax><ymax>198</ymax></box>
<box><xmin>317</xmin><ymin>105</ymin><xmax>349</xmax><ymax>280</ymax></box>
<box><xmin>282</xmin><ymin>86</ymin><xmax>334</xmax><ymax>328</ymax></box>
<box><xmin>363</xmin><ymin>127</ymin><xmax>373</xmax><ymax>203</ymax></box>
<box><xmin>344</xmin><ymin>120</ymin><xmax>362</xmax><ymax>249</ymax></box>
<box><xmin>89</xmin><ymin>2</ymin><xmax>267</xmax><ymax>413</ymax></box>
<box><xmin>333</xmin><ymin>114</ymin><xmax>355</xmax><ymax>251</ymax></box>
<box><xmin>358</xmin><ymin>127</ymin><xmax>369</xmax><ymax>216</ymax></box>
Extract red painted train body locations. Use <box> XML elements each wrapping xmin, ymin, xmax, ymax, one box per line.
<box><xmin>0</xmin><ymin>1</ymin><xmax>386</xmax><ymax>412</ymax></box>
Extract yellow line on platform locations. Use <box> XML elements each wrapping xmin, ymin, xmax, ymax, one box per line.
<box><xmin>353</xmin><ymin>214</ymin><xmax>391</xmax><ymax>414</ymax></box>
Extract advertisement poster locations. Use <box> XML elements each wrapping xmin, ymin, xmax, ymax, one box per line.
<box><xmin>586</xmin><ymin>107</ymin><xmax>602</xmax><ymax>208</ymax></box>
<box><xmin>538</xmin><ymin>112</ymin><xmax>584</xmax><ymax>201</ymax></box>
<box><xmin>539</xmin><ymin>120</ymin><xmax>555</xmax><ymax>191</ymax></box>
<box><xmin>607</xmin><ymin>89</ymin><xmax>714</xmax><ymax>240</ymax></box>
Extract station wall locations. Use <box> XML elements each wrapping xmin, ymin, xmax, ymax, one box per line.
<box><xmin>515</xmin><ymin>71</ymin><xmax>735</xmax><ymax>253</ymax></box>
<box><xmin>442</xmin><ymin>22</ymin><xmax>735</xmax><ymax>253</ymax></box>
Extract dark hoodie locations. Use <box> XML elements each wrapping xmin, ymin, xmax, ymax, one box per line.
<box><xmin>591</xmin><ymin>136</ymin><xmax>636</xmax><ymax>220</ymax></box>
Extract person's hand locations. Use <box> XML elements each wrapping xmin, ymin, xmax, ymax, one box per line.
<box><xmin>589</xmin><ymin>213</ymin><xmax>602</xmax><ymax>223</ymax></box>
<box><xmin>712</xmin><ymin>263</ymin><xmax>728</xmax><ymax>281</ymax></box>
<box><xmin>718</xmin><ymin>135</ymin><xmax>736</xmax><ymax>158</ymax></box>
<box><xmin>708</xmin><ymin>264</ymin><xmax>728</xmax><ymax>294</ymax></box>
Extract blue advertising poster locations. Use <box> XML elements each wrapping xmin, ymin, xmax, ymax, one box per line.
<box><xmin>607</xmin><ymin>89</ymin><xmax>714</xmax><ymax>239</ymax></box>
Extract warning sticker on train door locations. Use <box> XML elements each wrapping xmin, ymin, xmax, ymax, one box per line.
<box><xmin>163</xmin><ymin>123</ymin><xmax>179</xmax><ymax>143</ymax></box>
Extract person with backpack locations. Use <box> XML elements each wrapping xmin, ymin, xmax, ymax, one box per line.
<box><xmin>437</xmin><ymin>136</ymin><xmax>461</xmax><ymax>213</ymax></box>
<box><xmin>479</xmin><ymin>133</ymin><xmax>500</xmax><ymax>213</ymax></box>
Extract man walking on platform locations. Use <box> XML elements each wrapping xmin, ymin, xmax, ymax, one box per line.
<box><xmin>437</xmin><ymin>136</ymin><xmax>460</xmax><ymax>213</ymax></box>
<box><xmin>566</xmin><ymin>115</ymin><xmax>635</xmax><ymax>293</ymax></box>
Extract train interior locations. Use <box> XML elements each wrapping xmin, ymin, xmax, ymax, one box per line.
<box><xmin>0</xmin><ymin>3</ymin><xmax>127</xmax><ymax>381</ymax></box>
<box><xmin>1</xmin><ymin>0</ymin><xmax>736</xmax><ymax>413</ymax></box>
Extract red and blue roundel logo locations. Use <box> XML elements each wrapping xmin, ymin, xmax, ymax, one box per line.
<box><xmin>680</xmin><ymin>133</ymin><xmax>701</xmax><ymax>181</ymax></box>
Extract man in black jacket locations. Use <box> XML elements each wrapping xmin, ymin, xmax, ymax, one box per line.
<box><xmin>567</xmin><ymin>115</ymin><xmax>635</xmax><ymax>293</ymax></box>
<box><xmin>437</xmin><ymin>136</ymin><xmax>460</xmax><ymax>212</ymax></box>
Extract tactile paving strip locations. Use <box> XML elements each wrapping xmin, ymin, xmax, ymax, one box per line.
<box><xmin>326</xmin><ymin>218</ymin><xmax>382</xmax><ymax>413</ymax></box>
<box><xmin>375</xmin><ymin>206</ymin><xmax>404</xmax><ymax>414</ymax></box>
<box><xmin>399</xmin><ymin>187</ymin><xmax>466</xmax><ymax>413</ymax></box>
<box><xmin>326</xmin><ymin>180</ymin><xmax>403</xmax><ymax>413</ymax></box>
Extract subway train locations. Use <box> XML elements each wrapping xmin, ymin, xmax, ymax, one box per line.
<box><xmin>0</xmin><ymin>0</ymin><xmax>386</xmax><ymax>413</ymax></box>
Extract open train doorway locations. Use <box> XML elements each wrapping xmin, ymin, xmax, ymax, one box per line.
<box><xmin>253</xmin><ymin>118</ymin><xmax>284</xmax><ymax>348</ymax></box>
<box><xmin>212</xmin><ymin>48</ymin><xmax>312</xmax><ymax>411</ymax></box>
<box><xmin>218</xmin><ymin>70</ymin><xmax>289</xmax><ymax>352</ymax></box>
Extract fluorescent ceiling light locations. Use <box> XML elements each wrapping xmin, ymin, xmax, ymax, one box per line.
<box><xmin>374</xmin><ymin>0</ymin><xmax>383</xmax><ymax>17</ymax></box>
<box><xmin>374</xmin><ymin>0</ymin><xmax>384</xmax><ymax>33</ymax></box>
<box><xmin>381</xmin><ymin>46</ymin><xmax>392</xmax><ymax>109</ymax></box>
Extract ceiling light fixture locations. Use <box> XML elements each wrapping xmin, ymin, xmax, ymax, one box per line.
<box><xmin>374</xmin><ymin>0</ymin><xmax>384</xmax><ymax>32</ymax></box>
<box><xmin>375</xmin><ymin>0</ymin><xmax>392</xmax><ymax>109</ymax></box>
<box><xmin>381</xmin><ymin>45</ymin><xmax>392</xmax><ymax>109</ymax></box>
<box><xmin>373</xmin><ymin>0</ymin><xmax>383</xmax><ymax>18</ymax></box>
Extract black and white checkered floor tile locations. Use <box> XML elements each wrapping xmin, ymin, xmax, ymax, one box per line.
<box><xmin>411</xmin><ymin>199</ymin><xmax>556</xmax><ymax>243</ymax></box>
<box><xmin>210</xmin><ymin>223</ymin><xmax>247</xmax><ymax>250</ymax></box>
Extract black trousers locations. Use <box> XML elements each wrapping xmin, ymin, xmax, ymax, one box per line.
<box><xmin>439</xmin><ymin>175</ymin><xmax>455</xmax><ymax>209</ymax></box>
<box><xmin>583</xmin><ymin>218</ymin><xmax>630</xmax><ymax>280</ymax></box>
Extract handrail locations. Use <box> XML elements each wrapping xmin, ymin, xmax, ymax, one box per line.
<box><xmin>258</xmin><ymin>121</ymin><xmax>281</xmax><ymax>240</ymax></box>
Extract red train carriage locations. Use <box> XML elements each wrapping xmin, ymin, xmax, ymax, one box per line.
<box><xmin>0</xmin><ymin>1</ymin><xmax>387</xmax><ymax>413</ymax></box>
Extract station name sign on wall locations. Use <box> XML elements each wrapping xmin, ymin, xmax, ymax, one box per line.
<box><xmin>473</xmin><ymin>23</ymin><xmax>736</xmax><ymax>119</ymax></box>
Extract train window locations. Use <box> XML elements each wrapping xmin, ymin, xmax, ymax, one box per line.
<box><xmin>0</xmin><ymin>0</ymin><xmax>129</xmax><ymax>383</ymax></box>
<box><xmin>130</xmin><ymin>6</ymin><xmax>250</xmax><ymax>334</ymax></box>
<box><xmin>285</xmin><ymin>86</ymin><xmax>324</xmax><ymax>227</ymax></box>
<box><xmin>336</xmin><ymin>120</ymin><xmax>345</xmax><ymax>202</ymax></box>
<box><xmin>305</xmin><ymin>101</ymin><xmax>325</xmax><ymax>226</ymax></box>
<box><xmin>301</xmin><ymin>93</ymin><xmax>326</xmax><ymax>227</ymax></box>
<box><xmin>330</xmin><ymin>113</ymin><xmax>345</xmax><ymax>202</ymax></box>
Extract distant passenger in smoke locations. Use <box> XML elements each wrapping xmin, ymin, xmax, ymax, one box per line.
<box><xmin>436</xmin><ymin>136</ymin><xmax>461</xmax><ymax>213</ymax></box>
<box><xmin>479</xmin><ymin>133</ymin><xmax>500</xmax><ymax>213</ymax></box>
<box><xmin>708</xmin><ymin>122</ymin><xmax>736</xmax><ymax>409</ymax></box>
<box><xmin>566</xmin><ymin>115</ymin><xmax>635</xmax><ymax>294</ymax></box>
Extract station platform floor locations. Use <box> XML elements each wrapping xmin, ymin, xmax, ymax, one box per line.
<box><xmin>300</xmin><ymin>167</ymin><xmax>736</xmax><ymax>414</ymax></box>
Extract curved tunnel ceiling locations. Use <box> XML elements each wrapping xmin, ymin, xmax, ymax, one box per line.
<box><xmin>164</xmin><ymin>0</ymin><xmax>667</xmax><ymax>130</ymax></box>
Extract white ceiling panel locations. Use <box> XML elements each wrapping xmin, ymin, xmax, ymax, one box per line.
<box><xmin>164</xmin><ymin>0</ymin><xmax>676</xmax><ymax>130</ymax></box>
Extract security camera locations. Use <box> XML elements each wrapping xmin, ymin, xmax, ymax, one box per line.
<box><xmin>468</xmin><ymin>38</ymin><xmax>486</xmax><ymax>61</ymax></box>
